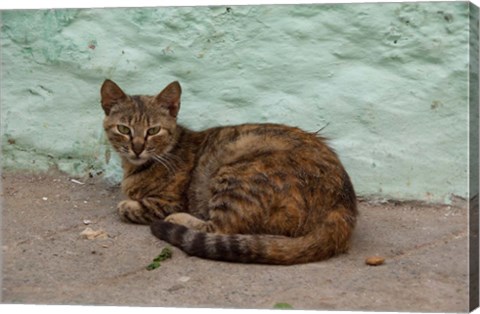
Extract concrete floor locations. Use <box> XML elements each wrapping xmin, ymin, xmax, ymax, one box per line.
<box><xmin>0</xmin><ymin>170</ymin><xmax>472</xmax><ymax>312</ymax></box>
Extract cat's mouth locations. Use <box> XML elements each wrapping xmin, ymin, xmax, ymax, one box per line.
<box><xmin>128</xmin><ymin>156</ymin><xmax>148</xmax><ymax>165</ymax></box>
<box><xmin>124</xmin><ymin>153</ymin><xmax>150</xmax><ymax>166</ymax></box>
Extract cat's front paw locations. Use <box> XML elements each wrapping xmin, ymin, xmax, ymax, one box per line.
<box><xmin>118</xmin><ymin>200</ymin><xmax>152</xmax><ymax>224</ymax></box>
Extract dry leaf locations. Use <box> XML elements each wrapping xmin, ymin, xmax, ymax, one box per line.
<box><xmin>80</xmin><ymin>227</ymin><xmax>108</xmax><ymax>240</ymax></box>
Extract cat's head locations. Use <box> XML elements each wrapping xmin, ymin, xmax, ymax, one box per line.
<box><xmin>100</xmin><ymin>79</ymin><xmax>181</xmax><ymax>165</ymax></box>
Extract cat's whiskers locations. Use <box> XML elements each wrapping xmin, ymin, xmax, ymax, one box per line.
<box><xmin>151</xmin><ymin>156</ymin><xmax>172</xmax><ymax>174</ymax></box>
<box><xmin>161</xmin><ymin>154</ymin><xmax>180</xmax><ymax>171</ymax></box>
<box><xmin>164</xmin><ymin>152</ymin><xmax>183</xmax><ymax>164</ymax></box>
<box><xmin>161</xmin><ymin>153</ymin><xmax>182</xmax><ymax>169</ymax></box>
<box><xmin>152</xmin><ymin>154</ymin><xmax>177</xmax><ymax>174</ymax></box>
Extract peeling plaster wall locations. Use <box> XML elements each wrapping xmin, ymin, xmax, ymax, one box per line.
<box><xmin>0</xmin><ymin>3</ymin><xmax>476</xmax><ymax>202</ymax></box>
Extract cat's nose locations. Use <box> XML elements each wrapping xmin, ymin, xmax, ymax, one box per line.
<box><xmin>132</xmin><ymin>138</ymin><xmax>145</xmax><ymax>157</ymax></box>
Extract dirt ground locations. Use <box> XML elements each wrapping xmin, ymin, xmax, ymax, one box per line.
<box><xmin>0</xmin><ymin>170</ymin><xmax>472</xmax><ymax>312</ymax></box>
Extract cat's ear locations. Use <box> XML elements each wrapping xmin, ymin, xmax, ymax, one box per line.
<box><xmin>155</xmin><ymin>81</ymin><xmax>181</xmax><ymax>118</ymax></box>
<box><xmin>101</xmin><ymin>79</ymin><xmax>127</xmax><ymax>115</ymax></box>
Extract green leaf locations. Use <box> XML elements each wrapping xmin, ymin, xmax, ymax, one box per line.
<box><xmin>146</xmin><ymin>261</ymin><xmax>161</xmax><ymax>271</ymax></box>
<box><xmin>273</xmin><ymin>303</ymin><xmax>293</xmax><ymax>309</ymax></box>
<box><xmin>153</xmin><ymin>247</ymin><xmax>173</xmax><ymax>262</ymax></box>
<box><xmin>146</xmin><ymin>247</ymin><xmax>173</xmax><ymax>270</ymax></box>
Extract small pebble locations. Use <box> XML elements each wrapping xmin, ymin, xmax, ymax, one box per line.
<box><xmin>42</xmin><ymin>197</ymin><xmax>48</xmax><ymax>201</ymax></box>
<box><xmin>178</xmin><ymin>276</ymin><xmax>190</xmax><ymax>283</ymax></box>
<box><xmin>365</xmin><ymin>256</ymin><xmax>385</xmax><ymax>266</ymax></box>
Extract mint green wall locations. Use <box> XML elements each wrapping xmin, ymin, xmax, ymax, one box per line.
<box><xmin>0</xmin><ymin>3</ymin><xmax>475</xmax><ymax>203</ymax></box>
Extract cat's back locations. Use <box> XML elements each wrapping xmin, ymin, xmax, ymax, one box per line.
<box><xmin>199</xmin><ymin>123</ymin><xmax>331</xmax><ymax>162</ymax></box>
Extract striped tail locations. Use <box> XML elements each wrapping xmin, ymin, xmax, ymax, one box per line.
<box><xmin>150</xmin><ymin>209</ymin><xmax>355</xmax><ymax>265</ymax></box>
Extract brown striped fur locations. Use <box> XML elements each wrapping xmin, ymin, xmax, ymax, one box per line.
<box><xmin>101</xmin><ymin>79</ymin><xmax>357</xmax><ymax>265</ymax></box>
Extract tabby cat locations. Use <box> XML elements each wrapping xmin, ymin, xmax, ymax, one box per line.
<box><xmin>101</xmin><ymin>79</ymin><xmax>357</xmax><ymax>265</ymax></box>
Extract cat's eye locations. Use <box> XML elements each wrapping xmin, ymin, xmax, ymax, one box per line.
<box><xmin>117</xmin><ymin>125</ymin><xmax>131</xmax><ymax>135</ymax></box>
<box><xmin>147</xmin><ymin>126</ymin><xmax>161</xmax><ymax>136</ymax></box>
